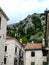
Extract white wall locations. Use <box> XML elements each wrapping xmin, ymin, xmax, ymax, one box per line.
<box><xmin>5</xmin><ymin>39</ymin><xmax>17</xmax><ymax>65</ymax></box>
<box><xmin>5</xmin><ymin>39</ymin><xmax>25</xmax><ymax>65</ymax></box>
<box><xmin>0</xmin><ymin>12</ymin><xmax>7</xmax><ymax>65</ymax></box>
<box><xmin>25</xmin><ymin>50</ymin><xmax>47</xmax><ymax>65</ymax></box>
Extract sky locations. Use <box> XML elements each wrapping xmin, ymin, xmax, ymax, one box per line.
<box><xmin>0</xmin><ymin>0</ymin><xmax>49</xmax><ymax>24</ymax></box>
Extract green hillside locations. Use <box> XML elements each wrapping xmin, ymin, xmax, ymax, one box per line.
<box><xmin>7</xmin><ymin>13</ymin><xmax>45</xmax><ymax>44</ymax></box>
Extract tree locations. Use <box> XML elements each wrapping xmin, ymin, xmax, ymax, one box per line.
<box><xmin>32</xmin><ymin>16</ymin><xmax>43</xmax><ymax>30</ymax></box>
<box><xmin>7</xmin><ymin>26</ymin><xmax>12</xmax><ymax>36</ymax></box>
<box><xmin>22</xmin><ymin>36</ymin><xmax>28</xmax><ymax>44</ymax></box>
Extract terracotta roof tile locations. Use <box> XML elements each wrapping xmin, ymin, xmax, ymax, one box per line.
<box><xmin>6</xmin><ymin>36</ymin><xmax>12</xmax><ymax>39</ymax></box>
<box><xmin>24</xmin><ymin>43</ymin><xmax>43</xmax><ymax>50</ymax></box>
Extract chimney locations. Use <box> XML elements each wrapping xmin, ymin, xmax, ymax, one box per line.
<box><xmin>31</xmin><ymin>41</ymin><xmax>34</xmax><ymax>44</ymax></box>
<box><xmin>42</xmin><ymin>38</ymin><xmax>45</xmax><ymax>46</ymax></box>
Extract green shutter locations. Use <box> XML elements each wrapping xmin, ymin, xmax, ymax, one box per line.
<box><xmin>43</xmin><ymin>62</ymin><xmax>48</xmax><ymax>65</ymax></box>
<box><xmin>31</xmin><ymin>62</ymin><xmax>35</xmax><ymax>65</ymax></box>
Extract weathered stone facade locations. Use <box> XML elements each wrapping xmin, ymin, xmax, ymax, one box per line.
<box><xmin>4</xmin><ymin>37</ymin><xmax>25</xmax><ymax>65</ymax></box>
<box><xmin>0</xmin><ymin>7</ymin><xmax>9</xmax><ymax>65</ymax></box>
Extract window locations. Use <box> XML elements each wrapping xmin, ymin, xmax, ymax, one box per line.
<box><xmin>21</xmin><ymin>51</ymin><xmax>23</xmax><ymax>57</ymax></box>
<box><xmin>31</xmin><ymin>62</ymin><xmax>35</xmax><ymax>65</ymax></box>
<box><xmin>19</xmin><ymin>49</ymin><xmax>21</xmax><ymax>55</ymax></box>
<box><xmin>43</xmin><ymin>50</ymin><xmax>48</xmax><ymax>56</ymax></box>
<box><xmin>31</xmin><ymin>52</ymin><xmax>35</xmax><ymax>57</ymax></box>
<box><xmin>20</xmin><ymin>51</ymin><xmax>23</xmax><ymax>57</ymax></box>
<box><xmin>4</xmin><ymin>58</ymin><xmax>6</xmax><ymax>64</ymax></box>
<box><xmin>0</xmin><ymin>17</ymin><xmax>1</xmax><ymax>29</ymax></box>
<box><xmin>43</xmin><ymin>62</ymin><xmax>48</xmax><ymax>65</ymax></box>
<box><xmin>15</xmin><ymin>47</ymin><xmax>17</xmax><ymax>54</ymax></box>
<box><xmin>14</xmin><ymin>58</ymin><xmax>17</xmax><ymax>65</ymax></box>
<box><xmin>5</xmin><ymin>46</ymin><xmax>7</xmax><ymax>52</ymax></box>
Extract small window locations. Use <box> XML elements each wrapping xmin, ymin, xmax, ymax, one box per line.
<box><xmin>43</xmin><ymin>50</ymin><xmax>48</xmax><ymax>56</ymax></box>
<box><xmin>19</xmin><ymin>49</ymin><xmax>21</xmax><ymax>55</ymax></box>
<box><xmin>4</xmin><ymin>58</ymin><xmax>6</xmax><ymax>64</ymax></box>
<box><xmin>43</xmin><ymin>62</ymin><xmax>48</xmax><ymax>65</ymax></box>
<box><xmin>0</xmin><ymin>17</ymin><xmax>1</xmax><ymax>29</ymax></box>
<box><xmin>31</xmin><ymin>52</ymin><xmax>35</xmax><ymax>57</ymax></box>
<box><xmin>5</xmin><ymin>46</ymin><xmax>7</xmax><ymax>52</ymax></box>
<box><xmin>14</xmin><ymin>58</ymin><xmax>17</xmax><ymax>65</ymax></box>
<box><xmin>15</xmin><ymin>47</ymin><xmax>17</xmax><ymax>54</ymax></box>
<box><xmin>31</xmin><ymin>62</ymin><xmax>35</xmax><ymax>65</ymax></box>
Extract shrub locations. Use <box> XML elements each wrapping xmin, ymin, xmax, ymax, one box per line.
<box><xmin>29</xmin><ymin>38</ymin><xmax>42</xmax><ymax>43</ymax></box>
<box><xmin>22</xmin><ymin>36</ymin><xmax>28</xmax><ymax>44</ymax></box>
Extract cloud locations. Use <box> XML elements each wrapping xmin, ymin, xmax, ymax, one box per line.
<box><xmin>0</xmin><ymin>0</ymin><xmax>49</xmax><ymax>24</ymax></box>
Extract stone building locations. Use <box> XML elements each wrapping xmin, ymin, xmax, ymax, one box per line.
<box><xmin>0</xmin><ymin>7</ymin><xmax>9</xmax><ymax>65</ymax></box>
<box><xmin>24</xmin><ymin>43</ymin><xmax>47</xmax><ymax>65</ymax></box>
<box><xmin>4</xmin><ymin>36</ymin><xmax>25</xmax><ymax>65</ymax></box>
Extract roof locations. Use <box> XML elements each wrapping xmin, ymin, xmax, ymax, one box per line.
<box><xmin>5</xmin><ymin>36</ymin><xmax>23</xmax><ymax>48</ymax></box>
<box><xmin>6</xmin><ymin>36</ymin><xmax>12</xmax><ymax>39</ymax></box>
<box><xmin>0</xmin><ymin>7</ymin><xmax>9</xmax><ymax>20</ymax></box>
<box><xmin>24</xmin><ymin>43</ymin><xmax>43</xmax><ymax>50</ymax></box>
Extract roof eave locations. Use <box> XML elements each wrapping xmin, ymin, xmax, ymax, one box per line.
<box><xmin>25</xmin><ymin>48</ymin><xmax>42</xmax><ymax>51</ymax></box>
<box><xmin>0</xmin><ymin>7</ymin><xmax>9</xmax><ymax>21</ymax></box>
